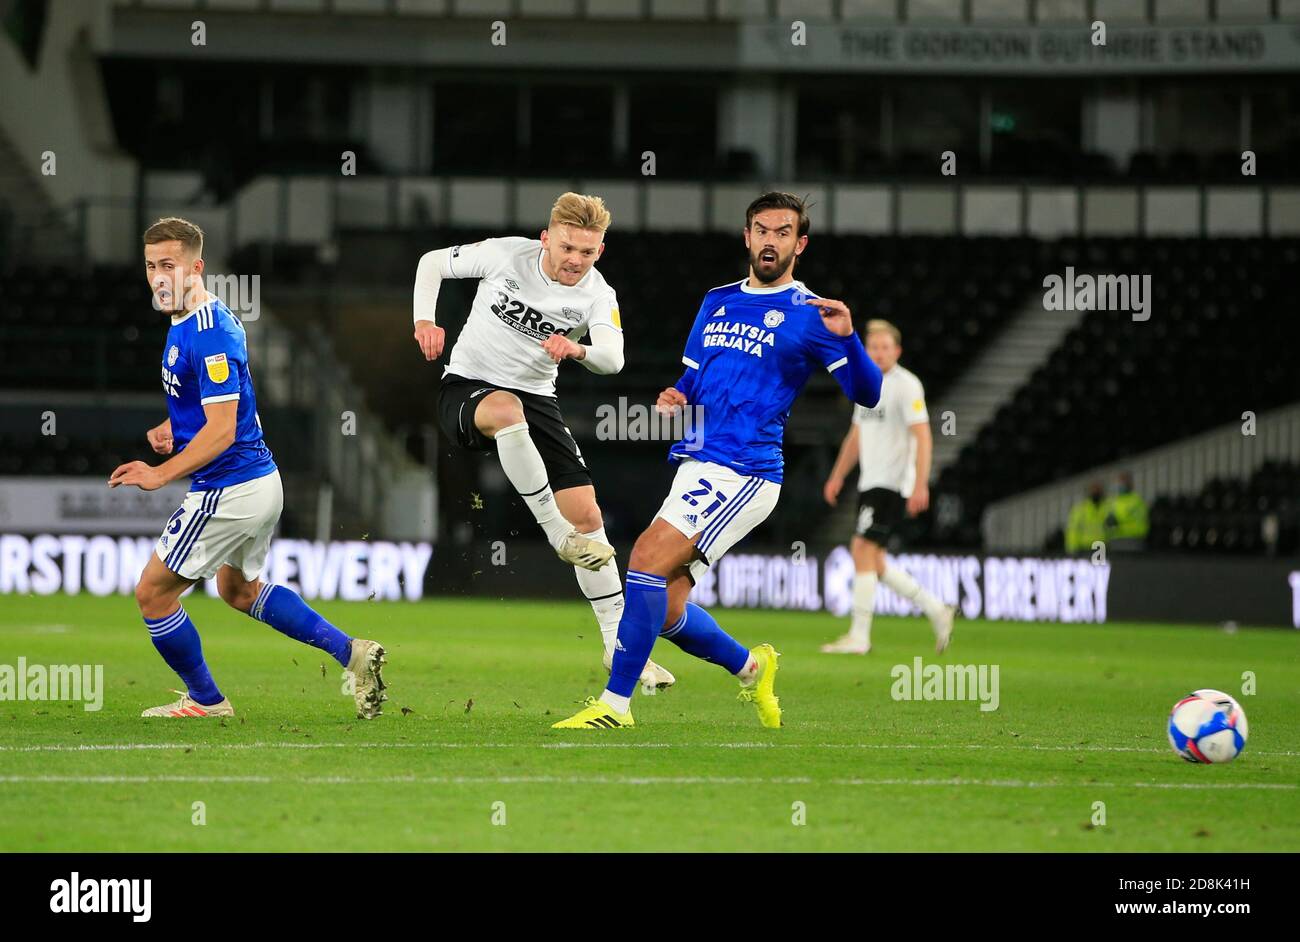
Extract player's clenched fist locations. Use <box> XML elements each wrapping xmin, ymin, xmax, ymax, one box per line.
<box><xmin>803</xmin><ymin>297</ymin><xmax>854</xmax><ymax>336</ymax></box>
<box><xmin>656</xmin><ymin>387</ymin><xmax>688</xmax><ymax>416</ymax></box>
<box><xmin>146</xmin><ymin>420</ymin><xmax>173</xmax><ymax>455</ymax></box>
<box><xmin>541</xmin><ymin>334</ymin><xmax>585</xmax><ymax>363</ymax></box>
<box><xmin>413</xmin><ymin>320</ymin><xmax>445</xmax><ymax>361</ymax></box>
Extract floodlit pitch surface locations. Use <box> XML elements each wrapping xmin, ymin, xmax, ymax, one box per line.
<box><xmin>1</xmin><ymin>594</ymin><xmax>1296</xmax><ymax>852</ymax></box>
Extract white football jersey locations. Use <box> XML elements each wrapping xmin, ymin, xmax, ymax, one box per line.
<box><xmin>442</xmin><ymin>237</ymin><xmax>622</xmax><ymax>395</ymax></box>
<box><xmin>853</xmin><ymin>363</ymin><xmax>929</xmax><ymax>498</ymax></box>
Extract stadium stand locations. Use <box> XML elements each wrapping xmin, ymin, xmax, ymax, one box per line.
<box><xmin>0</xmin><ymin>430</ymin><xmax>148</xmax><ymax>476</ymax></box>
<box><xmin>934</xmin><ymin>236</ymin><xmax>1300</xmax><ymax>546</ymax></box>
<box><xmin>1147</xmin><ymin>460</ymin><xmax>1300</xmax><ymax>555</ymax></box>
<box><xmin>0</xmin><ymin>264</ymin><xmax>157</xmax><ymax>391</ymax></box>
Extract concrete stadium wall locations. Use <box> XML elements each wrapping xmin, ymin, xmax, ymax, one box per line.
<box><xmin>0</xmin><ymin>0</ymin><xmax>137</xmax><ymax>262</ymax></box>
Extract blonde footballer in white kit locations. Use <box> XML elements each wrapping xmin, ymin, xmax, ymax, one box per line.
<box><xmin>410</xmin><ymin>192</ymin><xmax>673</xmax><ymax>688</ymax></box>
<box><xmin>820</xmin><ymin>319</ymin><xmax>955</xmax><ymax>655</ymax></box>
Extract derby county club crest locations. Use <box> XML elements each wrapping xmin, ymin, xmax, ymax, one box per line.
<box><xmin>763</xmin><ymin>309</ymin><xmax>785</xmax><ymax>329</ymax></box>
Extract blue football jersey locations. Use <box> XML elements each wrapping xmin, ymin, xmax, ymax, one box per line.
<box><xmin>667</xmin><ymin>279</ymin><xmax>867</xmax><ymax>483</ymax></box>
<box><xmin>159</xmin><ymin>297</ymin><xmax>277</xmax><ymax>491</ymax></box>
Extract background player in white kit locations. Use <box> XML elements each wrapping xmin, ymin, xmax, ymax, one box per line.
<box><xmin>820</xmin><ymin>319</ymin><xmax>955</xmax><ymax>655</ymax></box>
<box><xmin>411</xmin><ymin>192</ymin><xmax>673</xmax><ymax>688</ymax></box>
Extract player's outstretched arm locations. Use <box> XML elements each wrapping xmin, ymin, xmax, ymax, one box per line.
<box><xmin>834</xmin><ymin>342</ymin><xmax>882</xmax><ymax>408</ymax></box>
<box><xmin>412</xmin><ymin>239</ymin><xmax>512</xmax><ymax>360</ymax></box>
<box><xmin>802</xmin><ymin>297</ymin><xmax>882</xmax><ymax>408</ymax></box>
<box><xmin>541</xmin><ymin>327</ymin><xmax>624</xmax><ymax>374</ymax></box>
<box><xmin>575</xmin><ymin>322</ymin><xmax>624</xmax><ymax>375</ymax></box>
<box><xmin>110</xmin><ymin>401</ymin><xmax>237</xmax><ymax>491</ymax></box>
<box><xmin>824</xmin><ymin>423</ymin><xmax>860</xmax><ymax>506</ymax></box>
<box><xmin>907</xmin><ymin>422</ymin><xmax>933</xmax><ymax>516</ymax></box>
<box><xmin>412</xmin><ymin>247</ymin><xmax>452</xmax><ymax>361</ymax></box>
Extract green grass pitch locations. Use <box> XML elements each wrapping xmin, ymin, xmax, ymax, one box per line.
<box><xmin>1</xmin><ymin>592</ymin><xmax>1297</xmax><ymax>852</ymax></box>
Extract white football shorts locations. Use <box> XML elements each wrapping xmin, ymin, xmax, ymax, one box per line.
<box><xmin>155</xmin><ymin>469</ymin><xmax>283</xmax><ymax>581</ymax></box>
<box><xmin>656</xmin><ymin>458</ymin><xmax>781</xmax><ymax>582</ymax></box>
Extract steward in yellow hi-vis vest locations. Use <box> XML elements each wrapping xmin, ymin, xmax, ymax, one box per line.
<box><xmin>1104</xmin><ymin>473</ymin><xmax>1149</xmax><ymax>542</ymax></box>
<box><xmin>1066</xmin><ymin>482</ymin><xmax>1108</xmax><ymax>553</ymax></box>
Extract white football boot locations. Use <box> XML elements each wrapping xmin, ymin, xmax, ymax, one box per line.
<box><xmin>141</xmin><ymin>691</ymin><xmax>234</xmax><ymax>718</ymax></box>
<box><xmin>602</xmin><ymin>647</ymin><xmax>676</xmax><ymax>691</ymax></box>
<box><xmin>555</xmin><ymin>530</ymin><xmax>615</xmax><ymax>572</ymax></box>
<box><xmin>346</xmin><ymin>638</ymin><xmax>388</xmax><ymax>719</ymax></box>
<box><xmin>820</xmin><ymin>633</ymin><xmax>871</xmax><ymax>655</ymax></box>
<box><xmin>641</xmin><ymin>659</ymin><xmax>676</xmax><ymax>690</ymax></box>
<box><xmin>932</xmin><ymin>605</ymin><xmax>956</xmax><ymax>654</ymax></box>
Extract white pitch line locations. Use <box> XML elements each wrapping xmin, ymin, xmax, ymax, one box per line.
<box><xmin>3</xmin><ymin>741</ymin><xmax>1299</xmax><ymax>757</ymax></box>
<box><xmin>0</xmin><ymin>775</ymin><xmax>271</xmax><ymax>784</ymax></box>
<box><xmin>0</xmin><ymin>773</ymin><xmax>1292</xmax><ymax>790</ymax></box>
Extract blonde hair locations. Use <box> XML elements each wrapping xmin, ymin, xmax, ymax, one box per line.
<box><xmin>549</xmin><ymin>192</ymin><xmax>611</xmax><ymax>233</ymax></box>
<box><xmin>143</xmin><ymin>216</ymin><xmax>204</xmax><ymax>258</ymax></box>
<box><xmin>866</xmin><ymin>318</ymin><xmax>901</xmax><ymax>346</ymax></box>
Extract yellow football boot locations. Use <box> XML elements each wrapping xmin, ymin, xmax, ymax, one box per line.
<box><xmin>738</xmin><ymin>643</ymin><xmax>782</xmax><ymax>728</ymax></box>
<box><xmin>551</xmin><ymin>696</ymin><xmax>635</xmax><ymax>729</ymax></box>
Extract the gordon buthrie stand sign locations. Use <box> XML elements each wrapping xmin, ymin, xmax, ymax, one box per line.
<box><xmin>740</xmin><ymin>23</ymin><xmax>1300</xmax><ymax>75</ymax></box>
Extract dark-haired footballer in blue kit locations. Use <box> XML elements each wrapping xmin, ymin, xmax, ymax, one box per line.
<box><xmin>665</xmin><ymin>276</ymin><xmax>881</xmax><ymax>481</ymax></box>
<box><xmin>553</xmin><ymin>192</ymin><xmax>882</xmax><ymax>730</ymax></box>
<box><xmin>109</xmin><ymin>217</ymin><xmax>388</xmax><ymax>720</ymax></box>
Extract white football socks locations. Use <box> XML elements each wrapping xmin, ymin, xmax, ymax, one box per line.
<box><xmin>600</xmin><ymin>690</ymin><xmax>631</xmax><ymax>714</ymax></box>
<box><xmin>850</xmin><ymin>571</ymin><xmax>877</xmax><ymax>646</ymax></box>
<box><xmin>735</xmin><ymin>652</ymin><xmax>759</xmax><ymax>684</ymax></box>
<box><xmin>574</xmin><ymin>527</ymin><xmax>624</xmax><ymax>654</ymax></box>
<box><xmin>880</xmin><ymin>562</ymin><xmax>947</xmax><ymax>622</ymax></box>
<box><xmin>494</xmin><ymin>422</ymin><xmax>572</xmax><ymax>549</ymax></box>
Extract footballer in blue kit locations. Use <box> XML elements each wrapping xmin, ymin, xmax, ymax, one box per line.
<box><xmin>108</xmin><ymin>217</ymin><xmax>389</xmax><ymax>719</ymax></box>
<box><xmin>554</xmin><ymin>192</ymin><xmax>884</xmax><ymax>730</ymax></box>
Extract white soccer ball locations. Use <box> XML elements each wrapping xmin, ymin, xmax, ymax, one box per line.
<box><xmin>1167</xmin><ymin>688</ymin><xmax>1249</xmax><ymax>764</ymax></box>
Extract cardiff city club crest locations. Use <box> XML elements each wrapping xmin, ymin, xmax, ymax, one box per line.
<box><xmin>763</xmin><ymin>309</ymin><xmax>785</xmax><ymax>328</ymax></box>
<box><xmin>167</xmin><ymin>345</ymin><xmax>179</xmax><ymax>366</ymax></box>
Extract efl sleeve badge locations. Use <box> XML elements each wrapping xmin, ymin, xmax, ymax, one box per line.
<box><xmin>204</xmin><ymin>353</ymin><xmax>230</xmax><ymax>384</ymax></box>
